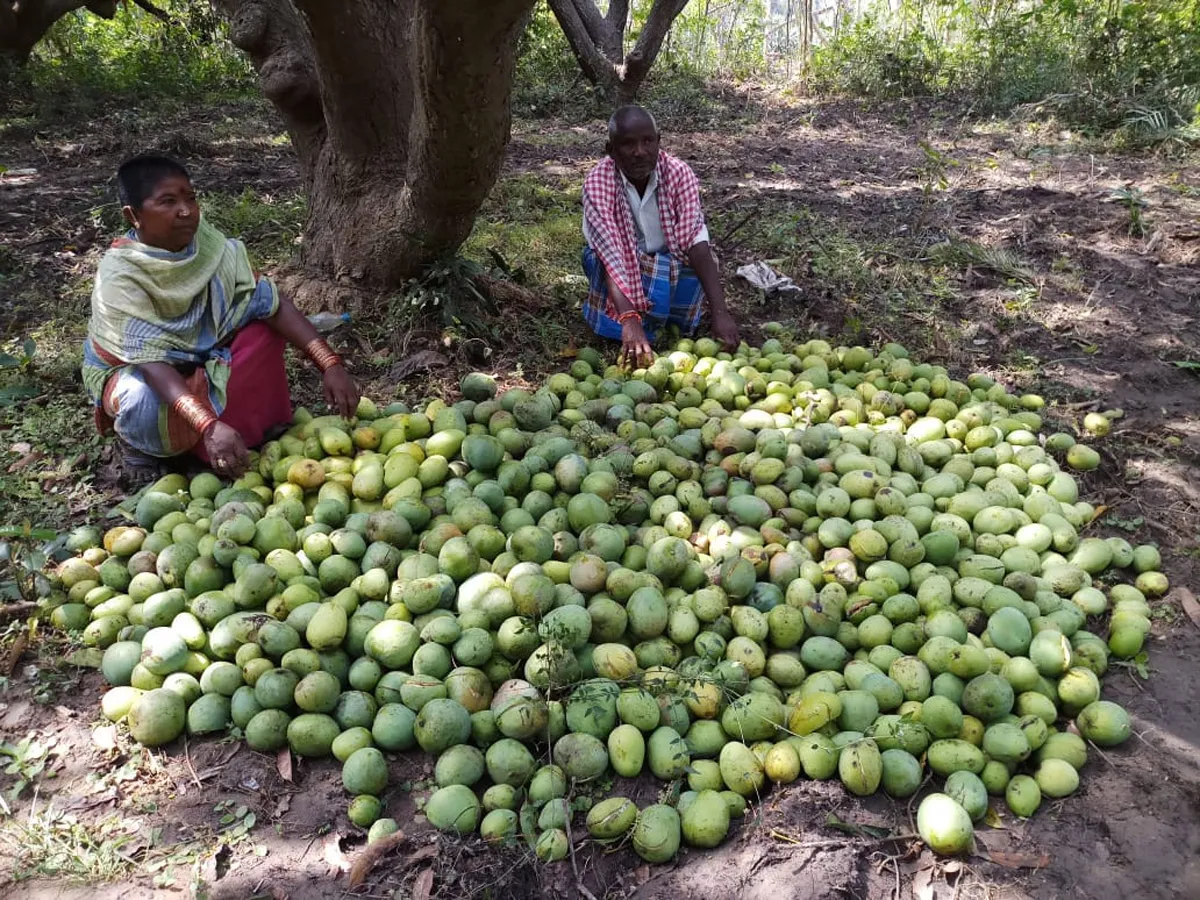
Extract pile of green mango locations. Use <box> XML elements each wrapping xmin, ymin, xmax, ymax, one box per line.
<box><xmin>48</xmin><ymin>331</ymin><xmax>1160</xmax><ymax>861</ymax></box>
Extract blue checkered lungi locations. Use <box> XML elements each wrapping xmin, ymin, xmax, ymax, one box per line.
<box><xmin>582</xmin><ymin>247</ymin><xmax>705</xmax><ymax>341</ymax></box>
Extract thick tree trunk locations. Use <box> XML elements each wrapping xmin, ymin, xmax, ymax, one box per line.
<box><xmin>213</xmin><ymin>0</ymin><xmax>535</xmax><ymax>310</ymax></box>
<box><xmin>547</xmin><ymin>0</ymin><xmax>690</xmax><ymax>102</ymax></box>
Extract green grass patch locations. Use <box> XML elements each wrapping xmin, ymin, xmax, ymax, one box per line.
<box><xmin>202</xmin><ymin>188</ymin><xmax>307</xmax><ymax>271</ymax></box>
<box><xmin>0</xmin><ymin>808</ymin><xmax>138</xmax><ymax>884</ymax></box>
<box><xmin>465</xmin><ymin>172</ymin><xmax>584</xmax><ymax>291</ymax></box>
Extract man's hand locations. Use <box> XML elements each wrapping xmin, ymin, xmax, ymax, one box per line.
<box><xmin>711</xmin><ymin>310</ymin><xmax>740</xmax><ymax>352</ymax></box>
<box><xmin>203</xmin><ymin>422</ymin><xmax>250</xmax><ymax>479</ymax></box>
<box><xmin>619</xmin><ymin>318</ymin><xmax>654</xmax><ymax>369</ymax></box>
<box><xmin>324</xmin><ymin>364</ymin><xmax>360</xmax><ymax>419</ymax></box>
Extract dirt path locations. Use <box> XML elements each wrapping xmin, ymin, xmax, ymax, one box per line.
<box><xmin>1</xmin><ymin>95</ymin><xmax>1198</xmax><ymax>899</ymax></box>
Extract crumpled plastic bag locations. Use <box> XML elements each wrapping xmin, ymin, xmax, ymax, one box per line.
<box><xmin>736</xmin><ymin>261</ymin><xmax>801</xmax><ymax>296</ymax></box>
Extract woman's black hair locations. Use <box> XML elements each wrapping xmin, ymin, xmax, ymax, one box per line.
<box><xmin>116</xmin><ymin>154</ymin><xmax>191</xmax><ymax>210</ymax></box>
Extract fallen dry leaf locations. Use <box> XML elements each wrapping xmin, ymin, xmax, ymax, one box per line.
<box><xmin>389</xmin><ymin>350</ymin><xmax>448</xmax><ymax>381</ymax></box>
<box><xmin>1174</xmin><ymin>587</ymin><xmax>1200</xmax><ymax>629</ymax></box>
<box><xmin>277</xmin><ymin>747</ymin><xmax>293</xmax><ymax>782</ymax></box>
<box><xmin>403</xmin><ymin>844</ymin><xmax>438</xmax><ymax>867</ymax></box>
<box><xmin>322</xmin><ymin>832</ymin><xmax>351</xmax><ymax>875</ymax></box>
<box><xmin>7</xmin><ymin>451</ymin><xmax>43</xmax><ymax>473</ymax></box>
<box><xmin>912</xmin><ymin>863</ymin><xmax>936</xmax><ymax>900</ymax></box>
<box><xmin>347</xmin><ymin>830</ymin><xmax>406</xmax><ymax>888</ymax></box>
<box><xmin>412</xmin><ymin>868</ymin><xmax>434</xmax><ymax>900</ymax></box>
<box><xmin>3</xmin><ymin>631</ymin><xmax>29</xmax><ymax>676</ymax></box>
<box><xmin>91</xmin><ymin>724</ymin><xmax>118</xmax><ymax>751</ymax></box>
<box><xmin>974</xmin><ymin>830</ymin><xmax>1051</xmax><ymax>869</ymax></box>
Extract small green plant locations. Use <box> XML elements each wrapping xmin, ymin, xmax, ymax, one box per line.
<box><xmin>1</xmin><ymin>734</ymin><xmax>61</xmax><ymax>806</ymax></box>
<box><xmin>212</xmin><ymin>800</ymin><xmax>257</xmax><ymax>845</ymax></box>
<box><xmin>394</xmin><ymin>255</ymin><xmax>505</xmax><ymax>342</ymax></box>
<box><xmin>0</xmin><ymin>338</ymin><xmax>39</xmax><ymax>407</ymax></box>
<box><xmin>0</xmin><ymin>529</ymin><xmax>58</xmax><ymax>603</ymax></box>
<box><xmin>1108</xmin><ymin>186</ymin><xmax>1150</xmax><ymax>237</ymax></box>
<box><xmin>1102</xmin><ymin>513</ymin><xmax>1145</xmax><ymax>533</ymax></box>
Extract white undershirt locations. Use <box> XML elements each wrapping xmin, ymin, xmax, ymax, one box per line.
<box><xmin>584</xmin><ymin>169</ymin><xmax>710</xmax><ymax>255</ymax></box>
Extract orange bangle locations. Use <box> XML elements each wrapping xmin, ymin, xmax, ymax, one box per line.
<box><xmin>303</xmin><ymin>338</ymin><xmax>343</xmax><ymax>373</ymax></box>
<box><xmin>616</xmin><ymin>310</ymin><xmax>641</xmax><ymax>325</ymax></box>
<box><xmin>173</xmin><ymin>394</ymin><xmax>218</xmax><ymax>435</ymax></box>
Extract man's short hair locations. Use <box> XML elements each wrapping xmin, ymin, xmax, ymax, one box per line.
<box><xmin>116</xmin><ymin>154</ymin><xmax>191</xmax><ymax>210</ymax></box>
<box><xmin>608</xmin><ymin>105</ymin><xmax>658</xmax><ymax>141</ymax></box>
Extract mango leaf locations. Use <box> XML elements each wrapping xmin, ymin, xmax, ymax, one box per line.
<box><xmin>1133</xmin><ymin>651</ymin><xmax>1150</xmax><ymax>679</ymax></box>
<box><xmin>107</xmin><ymin>484</ymin><xmax>150</xmax><ymax>520</ymax></box>
<box><xmin>0</xmin><ymin>385</ymin><xmax>39</xmax><ymax>406</ymax></box>
<box><xmin>67</xmin><ymin>648</ymin><xmax>104</xmax><ymax>668</ymax></box>
<box><xmin>0</xmin><ymin>526</ymin><xmax>58</xmax><ymax>540</ymax></box>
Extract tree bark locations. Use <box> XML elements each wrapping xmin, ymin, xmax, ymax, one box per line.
<box><xmin>213</xmin><ymin>0</ymin><xmax>535</xmax><ymax>310</ymax></box>
<box><xmin>548</xmin><ymin>0</ymin><xmax>691</xmax><ymax>102</ymax></box>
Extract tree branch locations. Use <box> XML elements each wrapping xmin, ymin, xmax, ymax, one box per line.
<box><xmin>547</xmin><ymin>0</ymin><xmax>618</xmax><ymax>88</ymax></box>
<box><xmin>129</xmin><ymin>0</ymin><xmax>171</xmax><ymax>23</ymax></box>
<box><xmin>557</xmin><ymin>0</ymin><xmax>610</xmax><ymax>52</ymax></box>
<box><xmin>1</xmin><ymin>0</ymin><xmax>109</xmax><ymax>60</ymax></box>
<box><xmin>0</xmin><ymin>0</ymin><xmax>19</xmax><ymax>37</ymax></box>
<box><xmin>605</xmin><ymin>0</ymin><xmax>629</xmax><ymax>36</ymax></box>
<box><xmin>81</xmin><ymin>0</ymin><xmax>119</xmax><ymax>19</ymax></box>
<box><xmin>623</xmin><ymin>0</ymin><xmax>689</xmax><ymax>94</ymax></box>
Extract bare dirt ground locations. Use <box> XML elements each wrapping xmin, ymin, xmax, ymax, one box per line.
<box><xmin>1</xmin><ymin>91</ymin><xmax>1198</xmax><ymax>900</ymax></box>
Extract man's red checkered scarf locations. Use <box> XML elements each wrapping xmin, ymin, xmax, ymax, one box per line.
<box><xmin>582</xmin><ymin>152</ymin><xmax>705</xmax><ymax>315</ymax></box>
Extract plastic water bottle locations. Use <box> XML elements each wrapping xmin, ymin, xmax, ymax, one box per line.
<box><xmin>307</xmin><ymin>311</ymin><xmax>351</xmax><ymax>333</ymax></box>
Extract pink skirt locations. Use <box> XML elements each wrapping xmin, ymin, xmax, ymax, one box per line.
<box><xmin>98</xmin><ymin>320</ymin><xmax>293</xmax><ymax>460</ymax></box>
<box><xmin>192</xmin><ymin>322</ymin><xmax>293</xmax><ymax>463</ymax></box>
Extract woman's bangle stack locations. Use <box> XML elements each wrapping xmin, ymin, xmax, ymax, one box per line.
<box><xmin>172</xmin><ymin>393</ymin><xmax>218</xmax><ymax>436</ymax></box>
<box><xmin>303</xmin><ymin>338</ymin><xmax>343</xmax><ymax>373</ymax></box>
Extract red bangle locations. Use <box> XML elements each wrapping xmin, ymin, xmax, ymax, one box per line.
<box><xmin>172</xmin><ymin>394</ymin><xmax>218</xmax><ymax>435</ymax></box>
<box><xmin>616</xmin><ymin>310</ymin><xmax>641</xmax><ymax>325</ymax></box>
<box><xmin>303</xmin><ymin>338</ymin><xmax>343</xmax><ymax>373</ymax></box>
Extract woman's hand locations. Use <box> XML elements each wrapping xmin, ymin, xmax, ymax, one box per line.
<box><xmin>324</xmin><ymin>363</ymin><xmax>360</xmax><ymax>419</ymax></box>
<box><xmin>203</xmin><ymin>422</ymin><xmax>250</xmax><ymax>479</ymax></box>
<box><xmin>619</xmin><ymin>318</ymin><xmax>654</xmax><ymax>369</ymax></box>
<box><xmin>711</xmin><ymin>310</ymin><xmax>740</xmax><ymax>352</ymax></box>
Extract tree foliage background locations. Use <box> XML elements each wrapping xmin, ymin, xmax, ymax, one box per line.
<box><xmin>11</xmin><ymin>0</ymin><xmax>1197</xmax><ymax>143</ymax></box>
